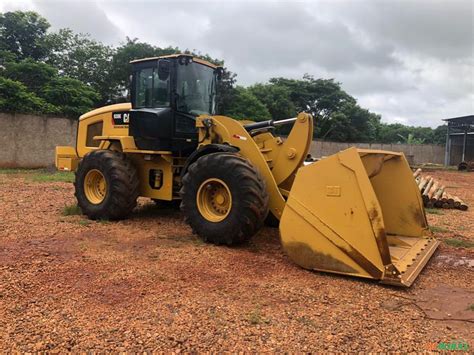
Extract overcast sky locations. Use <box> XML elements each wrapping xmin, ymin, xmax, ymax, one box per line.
<box><xmin>1</xmin><ymin>0</ymin><xmax>473</xmax><ymax>127</ymax></box>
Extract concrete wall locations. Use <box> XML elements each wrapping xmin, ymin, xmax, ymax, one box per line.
<box><xmin>309</xmin><ymin>140</ymin><xmax>445</xmax><ymax>165</ymax></box>
<box><xmin>0</xmin><ymin>112</ymin><xmax>445</xmax><ymax>167</ymax></box>
<box><xmin>0</xmin><ymin>113</ymin><xmax>77</xmax><ymax>168</ymax></box>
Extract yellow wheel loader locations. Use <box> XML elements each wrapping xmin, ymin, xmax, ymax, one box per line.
<box><xmin>56</xmin><ymin>54</ymin><xmax>439</xmax><ymax>286</ymax></box>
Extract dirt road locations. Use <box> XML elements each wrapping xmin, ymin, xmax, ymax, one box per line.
<box><xmin>0</xmin><ymin>169</ymin><xmax>472</xmax><ymax>352</ymax></box>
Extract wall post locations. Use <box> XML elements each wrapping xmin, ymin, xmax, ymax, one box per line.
<box><xmin>444</xmin><ymin>125</ymin><xmax>451</xmax><ymax>166</ymax></box>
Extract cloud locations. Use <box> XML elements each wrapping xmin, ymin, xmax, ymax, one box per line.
<box><xmin>336</xmin><ymin>0</ymin><xmax>473</xmax><ymax>60</ymax></box>
<box><xmin>1</xmin><ymin>0</ymin><xmax>472</xmax><ymax>127</ymax></box>
<box><xmin>0</xmin><ymin>0</ymin><xmax>125</xmax><ymax>44</ymax></box>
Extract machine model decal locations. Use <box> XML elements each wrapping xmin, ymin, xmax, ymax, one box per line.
<box><xmin>112</xmin><ymin>111</ymin><xmax>130</xmax><ymax>126</ymax></box>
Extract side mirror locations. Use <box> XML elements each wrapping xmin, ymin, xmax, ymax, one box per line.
<box><xmin>158</xmin><ymin>60</ymin><xmax>170</xmax><ymax>81</ymax></box>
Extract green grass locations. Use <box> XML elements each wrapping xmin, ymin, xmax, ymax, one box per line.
<box><xmin>78</xmin><ymin>220</ymin><xmax>91</xmax><ymax>226</ymax></box>
<box><xmin>444</xmin><ymin>238</ymin><xmax>474</xmax><ymax>249</ymax></box>
<box><xmin>30</xmin><ymin>171</ymin><xmax>74</xmax><ymax>183</ymax></box>
<box><xmin>466</xmin><ymin>304</ymin><xmax>474</xmax><ymax>311</ymax></box>
<box><xmin>0</xmin><ymin>168</ymin><xmax>75</xmax><ymax>182</ymax></box>
<box><xmin>429</xmin><ymin>225</ymin><xmax>449</xmax><ymax>233</ymax></box>
<box><xmin>97</xmin><ymin>218</ymin><xmax>110</xmax><ymax>225</ymax></box>
<box><xmin>62</xmin><ymin>204</ymin><xmax>82</xmax><ymax>216</ymax></box>
<box><xmin>425</xmin><ymin>208</ymin><xmax>443</xmax><ymax>215</ymax></box>
<box><xmin>247</xmin><ymin>307</ymin><xmax>270</xmax><ymax>325</ymax></box>
<box><xmin>248</xmin><ymin>309</ymin><xmax>263</xmax><ymax>325</ymax></box>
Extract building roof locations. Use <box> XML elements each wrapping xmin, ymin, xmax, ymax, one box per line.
<box><xmin>443</xmin><ymin>115</ymin><xmax>474</xmax><ymax>129</ymax></box>
<box><xmin>130</xmin><ymin>54</ymin><xmax>219</xmax><ymax>69</ymax></box>
<box><xmin>443</xmin><ymin>115</ymin><xmax>474</xmax><ymax>123</ymax></box>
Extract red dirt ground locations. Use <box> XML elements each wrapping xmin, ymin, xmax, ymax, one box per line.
<box><xmin>0</xmin><ymin>169</ymin><xmax>472</xmax><ymax>352</ymax></box>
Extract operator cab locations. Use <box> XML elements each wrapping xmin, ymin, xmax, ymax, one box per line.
<box><xmin>129</xmin><ymin>54</ymin><xmax>220</xmax><ymax>154</ymax></box>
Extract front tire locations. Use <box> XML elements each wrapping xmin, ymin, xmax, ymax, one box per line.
<box><xmin>180</xmin><ymin>153</ymin><xmax>269</xmax><ymax>245</ymax></box>
<box><xmin>74</xmin><ymin>150</ymin><xmax>139</xmax><ymax>220</ymax></box>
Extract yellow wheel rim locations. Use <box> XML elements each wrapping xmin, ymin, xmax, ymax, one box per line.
<box><xmin>84</xmin><ymin>169</ymin><xmax>107</xmax><ymax>204</ymax></box>
<box><xmin>197</xmin><ymin>178</ymin><xmax>232</xmax><ymax>222</ymax></box>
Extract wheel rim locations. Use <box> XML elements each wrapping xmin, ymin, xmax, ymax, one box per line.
<box><xmin>84</xmin><ymin>169</ymin><xmax>107</xmax><ymax>204</ymax></box>
<box><xmin>197</xmin><ymin>178</ymin><xmax>232</xmax><ymax>222</ymax></box>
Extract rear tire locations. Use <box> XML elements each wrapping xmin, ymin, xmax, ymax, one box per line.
<box><xmin>74</xmin><ymin>150</ymin><xmax>139</xmax><ymax>220</ymax></box>
<box><xmin>180</xmin><ymin>152</ymin><xmax>269</xmax><ymax>245</ymax></box>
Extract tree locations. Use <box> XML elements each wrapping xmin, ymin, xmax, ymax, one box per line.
<box><xmin>322</xmin><ymin>112</ymin><xmax>351</xmax><ymax>141</ymax></box>
<box><xmin>40</xmin><ymin>76</ymin><xmax>100</xmax><ymax>118</ymax></box>
<box><xmin>432</xmin><ymin>125</ymin><xmax>447</xmax><ymax>145</ymax></box>
<box><xmin>0</xmin><ymin>11</ymin><xmax>50</xmax><ymax>60</ymax></box>
<box><xmin>397</xmin><ymin>133</ymin><xmax>425</xmax><ymax>145</ymax></box>
<box><xmin>225</xmin><ymin>86</ymin><xmax>270</xmax><ymax>121</ymax></box>
<box><xmin>0</xmin><ymin>49</ymin><xmax>16</xmax><ymax>66</ymax></box>
<box><xmin>249</xmin><ymin>83</ymin><xmax>296</xmax><ymax>120</ymax></box>
<box><xmin>264</xmin><ymin>75</ymin><xmax>360</xmax><ymax>138</ymax></box>
<box><xmin>0</xmin><ymin>77</ymin><xmax>57</xmax><ymax>114</ymax></box>
<box><xmin>378</xmin><ymin>123</ymin><xmax>410</xmax><ymax>143</ymax></box>
<box><xmin>2</xmin><ymin>59</ymin><xmax>57</xmax><ymax>95</ymax></box>
<box><xmin>249</xmin><ymin>75</ymin><xmax>383</xmax><ymax>140</ymax></box>
<box><xmin>216</xmin><ymin>68</ymin><xmax>237</xmax><ymax>116</ymax></box>
<box><xmin>44</xmin><ymin>29</ymin><xmax>114</xmax><ymax>104</ymax></box>
<box><xmin>374</xmin><ymin>124</ymin><xmax>447</xmax><ymax>145</ymax></box>
<box><xmin>338</xmin><ymin>104</ymin><xmax>380</xmax><ymax>142</ymax></box>
<box><xmin>0</xmin><ymin>58</ymin><xmax>98</xmax><ymax>117</ymax></box>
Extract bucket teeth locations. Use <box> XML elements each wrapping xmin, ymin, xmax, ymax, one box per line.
<box><xmin>382</xmin><ymin>237</ymin><xmax>440</xmax><ymax>287</ymax></box>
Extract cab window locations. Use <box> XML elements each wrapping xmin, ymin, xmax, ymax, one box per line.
<box><xmin>134</xmin><ymin>66</ymin><xmax>170</xmax><ymax>108</ymax></box>
<box><xmin>176</xmin><ymin>62</ymin><xmax>216</xmax><ymax>116</ymax></box>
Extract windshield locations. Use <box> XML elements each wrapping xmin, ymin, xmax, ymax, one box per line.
<box><xmin>176</xmin><ymin>62</ymin><xmax>216</xmax><ymax>116</ymax></box>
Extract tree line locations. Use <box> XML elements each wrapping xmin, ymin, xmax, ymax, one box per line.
<box><xmin>0</xmin><ymin>11</ymin><xmax>446</xmax><ymax>144</ymax></box>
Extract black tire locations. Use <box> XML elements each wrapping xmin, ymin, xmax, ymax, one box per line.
<box><xmin>180</xmin><ymin>152</ymin><xmax>269</xmax><ymax>245</ymax></box>
<box><xmin>74</xmin><ymin>150</ymin><xmax>139</xmax><ymax>220</ymax></box>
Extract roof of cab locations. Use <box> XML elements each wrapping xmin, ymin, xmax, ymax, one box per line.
<box><xmin>130</xmin><ymin>54</ymin><xmax>219</xmax><ymax>69</ymax></box>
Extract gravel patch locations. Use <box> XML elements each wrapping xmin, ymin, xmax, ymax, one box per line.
<box><xmin>0</xmin><ymin>170</ymin><xmax>472</xmax><ymax>352</ymax></box>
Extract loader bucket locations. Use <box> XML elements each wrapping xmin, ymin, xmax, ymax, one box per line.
<box><xmin>280</xmin><ymin>147</ymin><xmax>439</xmax><ymax>287</ymax></box>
